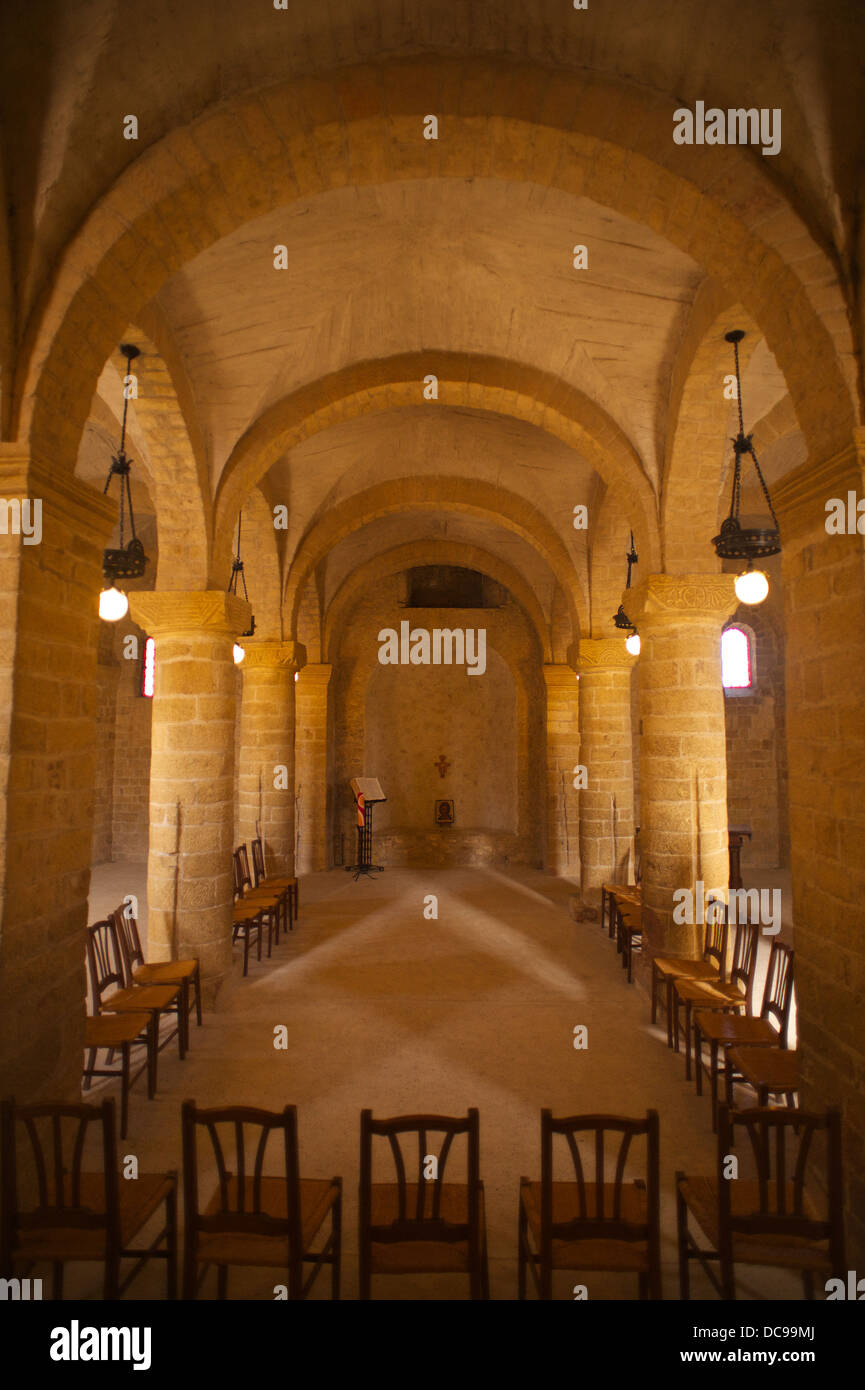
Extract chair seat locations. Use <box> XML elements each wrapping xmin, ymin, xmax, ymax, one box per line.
<box><xmin>84</xmin><ymin>1012</ymin><xmax>150</xmax><ymax>1047</ymax></box>
<box><xmin>232</xmin><ymin>903</ymin><xmax>264</xmax><ymax>923</ymax></box>
<box><xmin>258</xmin><ymin>877</ymin><xmax>296</xmax><ymax>892</ymax></box>
<box><xmin>695</xmin><ymin>1013</ymin><xmax>779</xmax><ymax>1046</ymax></box>
<box><xmin>15</xmin><ymin>1173</ymin><xmax>175</xmax><ymax>1262</ymax></box>
<box><xmin>101</xmin><ymin>983</ymin><xmax>179</xmax><ymax>1014</ymax></box>
<box><xmin>367</xmin><ymin>1183</ymin><xmax>484</xmax><ymax>1274</ymax></box>
<box><xmin>618</xmin><ymin>908</ymin><xmax>642</xmax><ymax>931</ymax></box>
<box><xmin>655</xmin><ymin>957</ymin><xmax>718</xmax><ymax>982</ymax></box>
<box><xmin>676</xmin><ymin>978</ymin><xmax>746</xmax><ymax>1008</ymax></box>
<box><xmin>678</xmin><ymin>1176</ymin><xmax>831</xmax><ymax>1271</ymax></box>
<box><xmin>234</xmin><ymin>895</ymin><xmax>280</xmax><ymax>915</ymax></box>
<box><xmin>606</xmin><ymin>885</ymin><xmax>641</xmax><ymax>904</ymax></box>
<box><xmin>133</xmin><ymin>960</ymin><xmax>197</xmax><ymax>986</ymax></box>
<box><xmin>520</xmin><ymin>1181</ymin><xmax>650</xmax><ymax>1271</ymax></box>
<box><xmin>194</xmin><ymin>1177</ymin><xmax>339</xmax><ymax>1267</ymax></box>
<box><xmin>728</xmin><ymin>1047</ymin><xmax>799</xmax><ymax>1091</ymax></box>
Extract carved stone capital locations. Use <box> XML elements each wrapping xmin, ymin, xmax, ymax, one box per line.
<box><xmin>0</xmin><ymin>448</ymin><xmax>118</xmax><ymax>546</ymax></box>
<box><xmin>576</xmin><ymin>638</ymin><xmax>638</xmax><ymax>673</ymax></box>
<box><xmin>774</xmin><ymin>431</ymin><xmax>865</xmax><ymax>543</ymax></box>
<box><xmin>129</xmin><ymin>590</ymin><xmax>252</xmax><ymax>637</ymax></box>
<box><xmin>297</xmin><ymin>662</ymin><xmax>332</xmax><ymax>689</ymax></box>
<box><xmin>626</xmin><ymin>574</ymin><xmax>738</xmax><ymax>629</ymax></box>
<box><xmin>542</xmin><ymin>662</ymin><xmax>580</xmax><ymax>690</ymax></box>
<box><xmin>241</xmin><ymin>640</ymin><xmax>306</xmax><ymax>673</ymax></box>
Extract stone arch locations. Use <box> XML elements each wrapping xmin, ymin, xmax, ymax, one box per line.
<box><xmin>14</xmin><ymin>58</ymin><xmax>858</xmax><ymax>521</ymax></box>
<box><xmin>283</xmin><ymin>476</ymin><xmax>588</xmax><ymax>642</ymax></box>
<box><xmin>210</xmin><ymin>353</ymin><xmax>656</xmax><ymax>585</ymax></box>
<box><xmin>323</xmin><ymin>539</ymin><xmax>552</xmax><ymax>663</ymax></box>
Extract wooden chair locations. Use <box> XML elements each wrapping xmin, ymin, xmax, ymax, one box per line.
<box><xmin>601</xmin><ymin>836</ymin><xmax>642</xmax><ymax>936</ymax></box>
<box><xmin>83</xmin><ymin>1010</ymin><xmax>154</xmax><ymax>1140</ymax></box>
<box><xmin>112</xmin><ymin>905</ymin><xmax>202</xmax><ymax>1034</ymax></box>
<box><xmin>694</xmin><ymin>939</ymin><xmax>795</xmax><ymax>1130</ymax></box>
<box><xmin>676</xmin><ymin>1104</ymin><xmax>845</xmax><ymax>1299</ymax></box>
<box><xmin>359</xmin><ymin>1108</ymin><xmax>489</xmax><ymax>1299</ymax></box>
<box><xmin>181</xmin><ymin>1101</ymin><xmax>341</xmax><ymax>1300</ymax></box>
<box><xmin>650</xmin><ymin>898</ymin><xmax>728</xmax><ymax>1047</ymax></box>
<box><xmin>519</xmin><ymin>1110</ymin><xmax>661</xmax><ymax>1299</ymax></box>
<box><xmin>86</xmin><ymin>919</ymin><xmax>186</xmax><ymax>1072</ymax></box>
<box><xmin>251</xmin><ymin>836</ymin><xmax>298</xmax><ymax>928</ymax></box>
<box><xmin>674</xmin><ymin>919</ymin><xmax>759</xmax><ymax>1079</ymax></box>
<box><xmin>236</xmin><ymin>844</ymin><xmax>287</xmax><ymax>938</ymax></box>
<box><xmin>0</xmin><ymin>1097</ymin><xmax>177</xmax><ymax>1299</ymax></box>
<box><xmin>726</xmin><ymin>1047</ymin><xmax>799</xmax><ymax>1110</ymax></box>
<box><xmin>601</xmin><ymin>883</ymin><xmax>640</xmax><ymax>938</ymax></box>
<box><xmin>232</xmin><ymin>847</ymin><xmax>280</xmax><ymax>968</ymax></box>
<box><xmin>615</xmin><ymin>900</ymin><xmax>643</xmax><ymax>983</ymax></box>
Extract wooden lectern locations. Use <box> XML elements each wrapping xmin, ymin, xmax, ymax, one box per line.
<box><xmin>347</xmin><ymin>777</ymin><xmax>386</xmax><ymax>880</ymax></box>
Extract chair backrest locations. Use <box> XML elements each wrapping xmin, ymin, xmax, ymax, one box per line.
<box><xmin>251</xmin><ymin>838</ymin><xmax>267</xmax><ymax>887</ymax></box>
<box><xmin>0</xmin><ymin>1097</ymin><xmax>119</xmax><ymax>1260</ymax></box>
<box><xmin>181</xmin><ymin>1100</ymin><xmax>301</xmax><ymax>1250</ymax></box>
<box><xmin>539</xmin><ymin>1110</ymin><xmax>659</xmax><ymax>1258</ymax></box>
<box><xmin>717</xmin><ymin>1104</ymin><xmax>845</xmax><ymax>1274</ymax></box>
<box><xmin>360</xmin><ymin>1109</ymin><xmax>481</xmax><ymax>1252</ymax></box>
<box><xmin>85</xmin><ymin>918</ymin><xmax>130</xmax><ymax>1009</ymax></box>
<box><xmin>701</xmin><ymin>899</ymin><xmax>729</xmax><ymax>979</ymax></box>
<box><xmin>758</xmin><ymin>939</ymin><xmax>795</xmax><ymax>1044</ymax></box>
<box><xmin>727</xmin><ymin>919</ymin><xmax>759</xmax><ymax>1008</ymax></box>
<box><xmin>112</xmin><ymin>904</ymin><xmax>145</xmax><ymax>973</ymax></box>
<box><xmin>233</xmin><ymin>846</ymin><xmax>253</xmax><ymax>897</ymax></box>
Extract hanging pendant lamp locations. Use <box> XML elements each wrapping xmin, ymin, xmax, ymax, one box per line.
<box><xmin>711</xmin><ymin>330</ymin><xmax>780</xmax><ymax>605</ymax></box>
<box><xmin>99</xmin><ymin>345</ymin><xmax>149</xmax><ymax>620</ymax></box>
<box><xmin>612</xmin><ymin>531</ymin><xmax>640</xmax><ymax>654</ymax></box>
<box><xmin>228</xmin><ymin>510</ymin><xmax>256</xmax><ymax>662</ymax></box>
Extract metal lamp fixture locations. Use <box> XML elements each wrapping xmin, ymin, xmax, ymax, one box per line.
<box><xmin>228</xmin><ymin>510</ymin><xmax>256</xmax><ymax>663</ymax></box>
<box><xmin>612</xmin><ymin>531</ymin><xmax>641</xmax><ymax>655</ymax></box>
<box><xmin>99</xmin><ymin>345</ymin><xmax>149</xmax><ymax>621</ymax></box>
<box><xmin>712</xmin><ymin>330</ymin><xmax>780</xmax><ymax>605</ymax></box>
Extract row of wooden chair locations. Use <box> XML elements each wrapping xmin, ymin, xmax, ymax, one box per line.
<box><xmin>650</xmin><ymin>902</ymin><xmax>798</xmax><ymax>1130</ymax></box>
<box><xmin>1</xmin><ymin>1096</ymin><xmax>845</xmax><ymax>1301</ymax></box>
<box><xmin>83</xmin><ymin>907</ymin><xmax>201</xmax><ymax>1138</ymax></box>
<box><xmin>232</xmin><ymin>840</ymin><xmax>299</xmax><ymax>976</ymax></box>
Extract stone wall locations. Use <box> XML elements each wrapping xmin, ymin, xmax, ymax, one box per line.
<box><xmin>331</xmin><ymin>576</ymin><xmax>545</xmax><ymax>869</ymax></box>
<box><xmin>723</xmin><ymin>601</ymin><xmax>789</xmax><ymax>871</ymax></box>
<box><xmin>91</xmin><ymin>618</ymin><xmax>152</xmax><ymax>864</ymax></box>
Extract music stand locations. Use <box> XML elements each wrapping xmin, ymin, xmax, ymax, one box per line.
<box><xmin>346</xmin><ymin>778</ymin><xmax>386</xmax><ymax>880</ymax></box>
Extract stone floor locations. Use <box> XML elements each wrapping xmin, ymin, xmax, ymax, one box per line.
<box><xmin>72</xmin><ymin>861</ymin><xmax>803</xmax><ymax>1301</ymax></box>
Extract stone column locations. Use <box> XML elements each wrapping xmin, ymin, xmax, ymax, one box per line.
<box><xmin>575</xmin><ymin>638</ymin><xmax>638</xmax><ymax>901</ymax></box>
<box><xmin>237</xmin><ymin>640</ymin><xmax>305</xmax><ymax>876</ymax></box>
<box><xmin>295</xmin><ymin>663</ymin><xmax>331</xmax><ymax>873</ymax></box>
<box><xmin>129</xmin><ymin>591</ymin><xmax>251</xmax><ymax>1001</ymax></box>
<box><xmin>775</xmin><ymin>430</ymin><xmax>865</xmax><ymax>1266</ymax></box>
<box><xmin>542</xmin><ymin>664</ymin><xmax>580</xmax><ymax>877</ymax></box>
<box><xmin>0</xmin><ymin>450</ymin><xmax>116</xmax><ymax>1102</ymax></box>
<box><xmin>627</xmin><ymin>574</ymin><xmax>738</xmax><ymax>961</ymax></box>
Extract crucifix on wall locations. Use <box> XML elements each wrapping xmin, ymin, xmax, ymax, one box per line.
<box><xmin>434</xmin><ymin>754</ymin><xmax>451</xmax><ymax>779</ymax></box>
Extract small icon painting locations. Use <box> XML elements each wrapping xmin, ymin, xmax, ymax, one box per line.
<box><xmin>434</xmin><ymin>799</ymin><xmax>455</xmax><ymax>826</ymax></box>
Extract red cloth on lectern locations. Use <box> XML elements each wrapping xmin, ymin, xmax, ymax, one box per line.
<box><xmin>357</xmin><ymin>793</ymin><xmax>365</xmax><ymax>827</ymax></box>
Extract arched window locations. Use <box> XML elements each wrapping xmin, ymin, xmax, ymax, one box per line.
<box><xmin>721</xmin><ymin>625</ymin><xmax>752</xmax><ymax>691</ymax></box>
<box><xmin>141</xmin><ymin>636</ymin><xmax>155</xmax><ymax>698</ymax></box>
